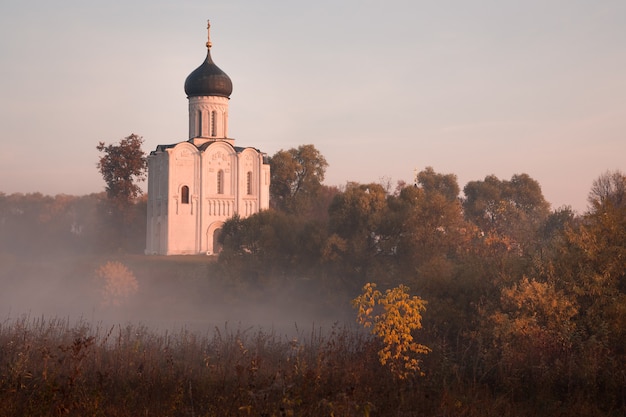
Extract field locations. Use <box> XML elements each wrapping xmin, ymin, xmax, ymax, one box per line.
<box><xmin>0</xmin><ymin>254</ymin><xmax>411</xmax><ymax>416</ymax></box>
<box><xmin>1</xmin><ymin>252</ymin><xmax>624</xmax><ymax>416</ymax></box>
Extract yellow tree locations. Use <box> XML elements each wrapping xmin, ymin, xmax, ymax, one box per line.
<box><xmin>352</xmin><ymin>283</ymin><xmax>430</xmax><ymax>380</ymax></box>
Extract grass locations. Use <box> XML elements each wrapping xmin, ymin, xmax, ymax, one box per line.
<box><xmin>0</xmin><ymin>316</ymin><xmax>415</xmax><ymax>417</ymax></box>
<box><xmin>1</xmin><ymin>254</ymin><xmax>624</xmax><ymax>416</ymax></box>
<box><xmin>1</xmin><ymin>314</ymin><xmax>623</xmax><ymax>416</ymax></box>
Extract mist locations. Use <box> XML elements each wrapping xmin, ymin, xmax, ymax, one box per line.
<box><xmin>0</xmin><ymin>251</ymin><xmax>353</xmax><ymax>338</ymax></box>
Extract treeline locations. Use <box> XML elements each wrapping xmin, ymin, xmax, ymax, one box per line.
<box><xmin>0</xmin><ymin>192</ymin><xmax>146</xmax><ymax>255</ymax></box>
<box><xmin>1</xmin><ymin>134</ymin><xmax>148</xmax><ymax>256</ymax></box>
<box><xmin>214</xmin><ymin>145</ymin><xmax>626</xmax><ymax>413</ymax></box>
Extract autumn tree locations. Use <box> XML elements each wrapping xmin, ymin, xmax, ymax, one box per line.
<box><xmin>353</xmin><ymin>283</ymin><xmax>430</xmax><ymax>380</ymax></box>
<box><xmin>270</xmin><ymin>144</ymin><xmax>328</xmax><ymax>215</ymax></box>
<box><xmin>96</xmin><ymin>134</ymin><xmax>147</xmax><ymax>251</ymax></box>
<box><xmin>415</xmin><ymin>166</ymin><xmax>460</xmax><ymax>202</ymax></box>
<box><xmin>96</xmin><ymin>134</ymin><xmax>147</xmax><ymax>216</ymax></box>
<box><xmin>476</xmin><ymin>171</ymin><xmax>626</xmax><ymax>406</ymax></box>
<box><xmin>95</xmin><ymin>261</ymin><xmax>139</xmax><ymax>307</ymax></box>
<box><xmin>488</xmin><ymin>277</ymin><xmax>579</xmax><ymax>396</ymax></box>
<box><xmin>462</xmin><ymin>173</ymin><xmax>551</xmax><ymax>271</ymax></box>
<box><xmin>560</xmin><ymin>173</ymin><xmax>626</xmax><ymax>350</ymax></box>
<box><xmin>587</xmin><ymin>169</ymin><xmax>626</xmax><ymax>211</ymax></box>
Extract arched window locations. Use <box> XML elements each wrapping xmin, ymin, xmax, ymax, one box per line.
<box><xmin>217</xmin><ymin>170</ymin><xmax>224</xmax><ymax>194</ymax></box>
<box><xmin>246</xmin><ymin>171</ymin><xmax>253</xmax><ymax>195</ymax></box>
<box><xmin>181</xmin><ymin>185</ymin><xmax>189</xmax><ymax>204</ymax></box>
<box><xmin>211</xmin><ymin>110</ymin><xmax>217</xmax><ymax>136</ymax></box>
<box><xmin>197</xmin><ymin>110</ymin><xmax>203</xmax><ymax>137</ymax></box>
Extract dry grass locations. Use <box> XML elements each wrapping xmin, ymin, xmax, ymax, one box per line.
<box><xmin>1</xmin><ymin>316</ymin><xmax>623</xmax><ymax>416</ymax></box>
<box><xmin>0</xmin><ymin>317</ymin><xmax>408</xmax><ymax>416</ymax></box>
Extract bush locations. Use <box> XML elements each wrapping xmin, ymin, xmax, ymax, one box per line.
<box><xmin>95</xmin><ymin>261</ymin><xmax>139</xmax><ymax>307</ymax></box>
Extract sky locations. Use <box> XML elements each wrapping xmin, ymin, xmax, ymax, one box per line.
<box><xmin>1</xmin><ymin>0</ymin><xmax>624</xmax><ymax>213</ymax></box>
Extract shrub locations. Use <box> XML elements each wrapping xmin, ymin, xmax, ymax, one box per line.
<box><xmin>95</xmin><ymin>261</ymin><xmax>139</xmax><ymax>307</ymax></box>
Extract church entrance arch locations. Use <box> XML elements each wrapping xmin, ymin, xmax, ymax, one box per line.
<box><xmin>206</xmin><ymin>221</ymin><xmax>224</xmax><ymax>255</ymax></box>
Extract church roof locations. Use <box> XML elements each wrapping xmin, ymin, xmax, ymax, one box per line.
<box><xmin>183</xmin><ymin>22</ymin><xmax>233</xmax><ymax>98</ymax></box>
<box><xmin>151</xmin><ymin>141</ymin><xmax>261</xmax><ymax>156</ymax></box>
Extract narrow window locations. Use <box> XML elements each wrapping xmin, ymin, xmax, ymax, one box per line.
<box><xmin>211</xmin><ymin>110</ymin><xmax>217</xmax><ymax>136</ymax></box>
<box><xmin>246</xmin><ymin>171</ymin><xmax>253</xmax><ymax>195</ymax></box>
<box><xmin>181</xmin><ymin>186</ymin><xmax>189</xmax><ymax>204</ymax></box>
<box><xmin>197</xmin><ymin>110</ymin><xmax>203</xmax><ymax>137</ymax></box>
<box><xmin>217</xmin><ymin>170</ymin><xmax>224</xmax><ymax>194</ymax></box>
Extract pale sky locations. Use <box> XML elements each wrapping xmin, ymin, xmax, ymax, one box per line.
<box><xmin>1</xmin><ymin>0</ymin><xmax>624</xmax><ymax>213</ymax></box>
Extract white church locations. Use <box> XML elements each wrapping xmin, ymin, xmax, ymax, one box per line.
<box><xmin>145</xmin><ymin>22</ymin><xmax>271</xmax><ymax>255</ymax></box>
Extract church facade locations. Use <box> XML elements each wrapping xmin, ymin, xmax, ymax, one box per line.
<box><xmin>145</xmin><ymin>22</ymin><xmax>270</xmax><ymax>255</ymax></box>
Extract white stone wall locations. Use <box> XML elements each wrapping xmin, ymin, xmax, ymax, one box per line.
<box><xmin>146</xmin><ymin>140</ymin><xmax>270</xmax><ymax>255</ymax></box>
<box><xmin>188</xmin><ymin>96</ymin><xmax>229</xmax><ymax>139</ymax></box>
<box><xmin>166</xmin><ymin>143</ymin><xmax>200</xmax><ymax>254</ymax></box>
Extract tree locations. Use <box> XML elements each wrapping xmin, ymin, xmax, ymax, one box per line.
<box><xmin>415</xmin><ymin>166</ymin><xmax>460</xmax><ymax>202</ymax></box>
<box><xmin>328</xmin><ymin>182</ymin><xmax>387</xmax><ymax>240</ymax></box>
<box><xmin>463</xmin><ymin>173</ymin><xmax>550</xmax><ymax>255</ymax></box>
<box><xmin>587</xmin><ymin>169</ymin><xmax>626</xmax><ymax>212</ymax></box>
<box><xmin>326</xmin><ymin>182</ymin><xmax>389</xmax><ymax>284</ymax></box>
<box><xmin>269</xmin><ymin>144</ymin><xmax>328</xmax><ymax>214</ymax></box>
<box><xmin>217</xmin><ymin>211</ymin><xmax>310</xmax><ymax>282</ymax></box>
<box><xmin>385</xmin><ymin>171</ymin><xmax>477</xmax><ymax>340</ymax></box>
<box><xmin>508</xmin><ymin>171</ymin><xmax>626</xmax><ymax>403</ymax></box>
<box><xmin>96</xmin><ymin>134</ymin><xmax>147</xmax><ymax>252</ymax></box>
<box><xmin>392</xmin><ymin>169</ymin><xmax>468</xmax><ymax>270</ymax></box>
<box><xmin>488</xmin><ymin>277</ymin><xmax>578</xmax><ymax>394</ymax></box>
<box><xmin>561</xmin><ymin>189</ymin><xmax>626</xmax><ymax>344</ymax></box>
<box><xmin>96</xmin><ymin>134</ymin><xmax>147</xmax><ymax>214</ymax></box>
<box><xmin>352</xmin><ymin>283</ymin><xmax>430</xmax><ymax>380</ymax></box>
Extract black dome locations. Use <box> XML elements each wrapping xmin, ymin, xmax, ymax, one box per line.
<box><xmin>184</xmin><ymin>49</ymin><xmax>233</xmax><ymax>98</ymax></box>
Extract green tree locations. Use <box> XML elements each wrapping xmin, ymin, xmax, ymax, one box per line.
<box><xmin>392</xmin><ymin>169</ymin><xmax>468</xmax><ymax>272</ymax></box>
<box><xmin>416</xmin><ymin>166</ymin><xmax>460</xmax><ymax>202</ymax></box>
<box><xmin>218</xmin><ymin>211</ymin><xmax>309</xmax><ymax>283</ymax></box>
<box><xmin>326</xmin><ymin>182</ymin><xmax>389</xmax><ymax>285</ymax></box>
<box><xmin>328</xmin><ymin>182</ymin><xmax>387</xmax><ymax>241</ymax></box>
<box><xmin>269</xmin><ymin>144</ymin><xmax>328</xmax><ymax>215</ymax></box>
<box><xmin>387</xmin><ymin>170</ymin><xmax>476</xmax><ymax>343</ymax></box>
<box><xmin>463</xmin><ymin>173</ymin><xmax>550</xmax><ymax>256</ymax></box>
